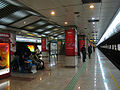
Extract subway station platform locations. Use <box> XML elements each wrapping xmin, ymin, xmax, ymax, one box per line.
<box><xmin>0</xmin><ymin>49</ymin><xmax>120</xmax><ymax>90</ymax></box>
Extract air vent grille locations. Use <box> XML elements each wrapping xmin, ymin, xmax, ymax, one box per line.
<box><xmin>82</xmin><ymin>0</ymin><xmax>101</xmax><ymax>4</ymax></box>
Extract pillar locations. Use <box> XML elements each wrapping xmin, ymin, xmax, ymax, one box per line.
<box><xmin>65</xmin><ymin>29</ymin><xmax>78</xmax><ymax>56</ymax></box>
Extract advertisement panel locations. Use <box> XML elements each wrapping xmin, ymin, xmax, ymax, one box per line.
<box><xmin>42</xmin><ymin>38</ymin><xmax>47</xmax><ymax>52</ymax></box>
<box><xmin>65</xmin><ymin>29</ymin><xmax>75</xmax><ymax>56</ymax></box>
<box><xmin>0</xmin><ymin>43</ymin><xmax>10</xmax><ymax>76</ymax></box>
<box><xmin>80</xmin><ymin>40</ymin><xmax>85</xmax><ymax>51</ymax></box>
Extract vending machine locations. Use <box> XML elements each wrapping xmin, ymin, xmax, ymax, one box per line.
<box><xmin>0</xmin><ymin>33</ymin><xmax>10</xmax><ymax>78</ymax></box>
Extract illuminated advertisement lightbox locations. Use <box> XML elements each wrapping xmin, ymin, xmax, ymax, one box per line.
<box><xmin>28</xmin><ymin>45</ymin><xmax>35</xmax><ymax>52</ymax></box>
<box><xmin>0</xmin><ymin>43</ymin><xmax>10</xmax><ymax>76</ymax></box>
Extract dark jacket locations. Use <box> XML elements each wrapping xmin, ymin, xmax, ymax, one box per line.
<box><xmin>81</xmin><ymin>46</ymin><xmax>86</xmax><ymax>58</ymax></box>
<box><xmin>88</xmin><ymin>46</ymin><xmax>92</xmax><ymax>54</ymax></box>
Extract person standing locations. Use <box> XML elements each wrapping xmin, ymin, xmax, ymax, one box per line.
<box><xmin>88</xmin><ymin>45</ymin><xmax>92</xmax><ymax>59</ymax></box>
<box><xmin>81</xmin><ymin>45</ymin><xmax>86</xmax><ymax>62</ymax></box>
<box><xmin>93</xmin><ymin>46</ymin><xmax>95</xmax><ymax>52</ymax></box>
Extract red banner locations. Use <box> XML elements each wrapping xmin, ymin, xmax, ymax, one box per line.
<box><xmin>42</xmin><ymin>38</ymin><xmax>47</xmax><ymax>52</ymax></box>
<box><xmin>65</xmin><ymin>29</ymin><xmax>75</xmax><ymax>56</ymax></box>
<box><xmin>80</xmin><ymin>40</ymin><xmax>85</xmax><ymax>51</ymax></box>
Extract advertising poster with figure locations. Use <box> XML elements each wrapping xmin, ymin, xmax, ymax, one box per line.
<box><xmin>0</xmin><ymin>33</ymin><xmax>10</xmax><ymax>78</ymax></box>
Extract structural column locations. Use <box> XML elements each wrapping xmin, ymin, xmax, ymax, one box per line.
<box><xmin>41</xmin><ymin>38</ymin><xmax>49</xmax><ymax>61</ymax></box>
<box><xmin>65</xmin><ymin>28</ymin><xmax>78</xmax><ymax>67</ymax></box>
<box><xmin>65</xmin><ymin>29</ymin><xmax>78</xmax><ymax>56</ymax></box>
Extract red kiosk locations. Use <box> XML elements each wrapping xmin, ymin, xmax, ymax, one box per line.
<box><xmin>0</xmin><ymin>33</ymin><xmax>10</xmax><ymax>79</ymax></box>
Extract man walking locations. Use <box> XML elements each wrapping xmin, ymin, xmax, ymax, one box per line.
<box><xmin>81</xmin><ymin>45</ymin><xmax>86</xmax><ymax>62</ymax></box>
<box><xmin>88</xmin><ymin>45</ymin><xmax>92</xmax><ymax>59</ymax></box>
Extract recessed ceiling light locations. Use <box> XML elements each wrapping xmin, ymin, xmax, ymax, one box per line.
<box><xmin>24</xmin><ymin>21</ymin><xmax>26</xmax><ymax>24</ymax></box>
<box><xmin>50</xmin><ymin>10</ymin><xmax>55</xmax><ymax>16</ymax></box>
<box><xmin>64</xmin><ymin>22</ymin><xmax>68</xmax><ymax>25</ymax></box>
<box><xmin>92</xmin><ymin>17</ymin><xmax>95</xmax><ymax>20</ymax></box>
<box><xmin>90</xmin><ymin>4</ymin><xmax>94</xmax><ymax>9</ymax></box>
<box><xmin>93</xmin><ymin>22</ymin><xmax>95</xmax><ymax>24</ymax></box>
<box><xmin>78</xmin><ymin>86</ymin><xmax>80</xmax><ymax>90</ymax></box>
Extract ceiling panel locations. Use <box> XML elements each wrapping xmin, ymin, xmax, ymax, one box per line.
<box><xmin>58</xmin><ymin>0</ymin><xmax>82</xmax><ymax>6</ymax></box>
<box><xmin>10</xmin><ymin>15</ymin><xmax>40</xmax><ymax>28</ymax></box>
<box><xmin>1</xmin><ymin>0</ymin><xmax>120</xmax><ymax>41</ymax></box>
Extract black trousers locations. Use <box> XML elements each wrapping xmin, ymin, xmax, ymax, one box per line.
<box><xmin>88</xmin><ymin>53</ymin><xmax>91</xmax><ymax>59</ymax></box>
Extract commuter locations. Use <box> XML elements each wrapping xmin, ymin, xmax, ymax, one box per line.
<box><xmin>11</xmin><ymin>52</ymin><xmax>20</xmax><ymax>71</ymax></box>
<box><xmin>93</xmin><ymin>46</ymin><xmax>95</xmax><ymax>52</ymax></box>
<box><xmin>88</xmin><ymin>45</ymin><xmax>92</xmax><ymax>59</ymax></box>
<box><xmin>19</xmin><ymin>53</ymin><xmax>26</xmax><ymax>72</ymax></box>
<box><xmin>81</xmin><ymin>45</ymin><xmax>86</xmax><ymax>62</ymax></box>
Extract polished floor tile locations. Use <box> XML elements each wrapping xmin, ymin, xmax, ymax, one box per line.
<box><xmin>0</xmin><ymin>49</ymin><xmax>120</xmax><ymax>90</ymax></box>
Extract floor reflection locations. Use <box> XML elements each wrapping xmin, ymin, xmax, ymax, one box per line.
<box><xmin>49</xmin><ymin>55</ymin><xmax>58</xmax><ymax>67</ymax></box>
<box><xmin>0</xmin><ymin>80</ymin><xmax>10</xmax><ymax>90</ymax></box>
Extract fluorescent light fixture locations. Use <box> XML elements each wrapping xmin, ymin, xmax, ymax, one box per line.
<box><xmin>0</xmin><ymin>25</ymin><xmax>7</xmax><ymax>29</ymax></box>
<box><xmin>6</xmin><ymin>0</ymin><xmax>22</xmax><ymax>7</ymax></box>
<box><xmin>16</xmin><ymin>37</ymin><xmax>41</xmax><ymax>43</ymax></box>
<box><xmin>25</xmin><ymin>26</ymin><xmax>35</xmax><ymax>29</ymax></box>
<box><xmin>33</xmin><ymin>32</ymin><xmax>39</xmax><ymax>35</ymax></box>
<box><xmin>37</xmin><ymin>35</ymin><xmax>41</xmax><ymax>37</ymax></box>
<box><xmin>0</xmin><ymin>17</ymin><xmax>14</xmax><ymax>24</ymax></box>
<box><xmin>53</xmin><ymin>28</ymin><xmax>59</xmax><ymax>31</ymax></box>
<box><xmin>61</xmin><ymin>32</ymin><xmax>64</xmax><ymax>33</ymax></box>
<box><xmin>53</xmin><ymin>34</ymin><xmax>58</xmax><ymax>36</ymax></box>
<box><xmin>36</xmin><ymin>29</ymin><xmax>44</xmax><ymax>32</ymax></box>
<box><xmin>13</xmin><ymin>11</ymin><xmax>28</xmax><ymax>18</ymax></box>
<box><xmin>44</xmin><ymin>31</ymin><xmax>51</xmax><ymax>34</ymax></box>
<box><xmin>21</xmin><ymin>30</ymin><xmax>28</xmax><ymax>33</ymax></box>
<box><xmin>27</xmin><ymin>11</ymin><xmax>38</xmax><ymax>16</ymax></box>
<box><xmin>97</xmin><ymin>9</ymin><xmax>120</xmax><ymax>45</ymax></box>
<box><xmin>0</xmin><ymin>1</ymin><xmax>8</xmax><ymax>9</ymax></box>
<box><xmin>36</xmin><ymin>21</ymin><xmax>45</xmax><ymax>25</ymax></box>
<box><xmin>41</xmin><ymin>34</ymin><xmax>46</xmax><ymax>36</ymax></box>
<box><xmin>46</xmin><ymin>25</ymin><xmax>54</xmax><ymax>29</ymax></box>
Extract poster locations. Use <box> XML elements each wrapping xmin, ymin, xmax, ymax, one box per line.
<box><xmin>65</xmin><ymin>29</ymin><xmax>75</xmax><ymax>56</ymax></box>
<box><xmin>42</xmin><ymin>38</ymin><xmax>47</xmax><ymax>52</ymax></box>
<box><xmin>0</xmin><ymin>43</ymin><xmax>10</xmax><ymax>76</ymax></box>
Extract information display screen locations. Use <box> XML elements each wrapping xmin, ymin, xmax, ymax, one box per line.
<box><xmin>28</xmin><ymin>45</ymin><xmax>35</xmax><ymax>52</ymax></box>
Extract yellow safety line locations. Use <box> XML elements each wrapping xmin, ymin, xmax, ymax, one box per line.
<box><xmin>105</xmin><ymin>63</ymin><xmax>120</xmax><ymax>90</ymax></box>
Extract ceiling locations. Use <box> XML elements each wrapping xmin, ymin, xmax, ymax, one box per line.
<box><xmin>0</xmin><ymin>0</ymin><xmax>120</xmax><ymax>42</ymax></box>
